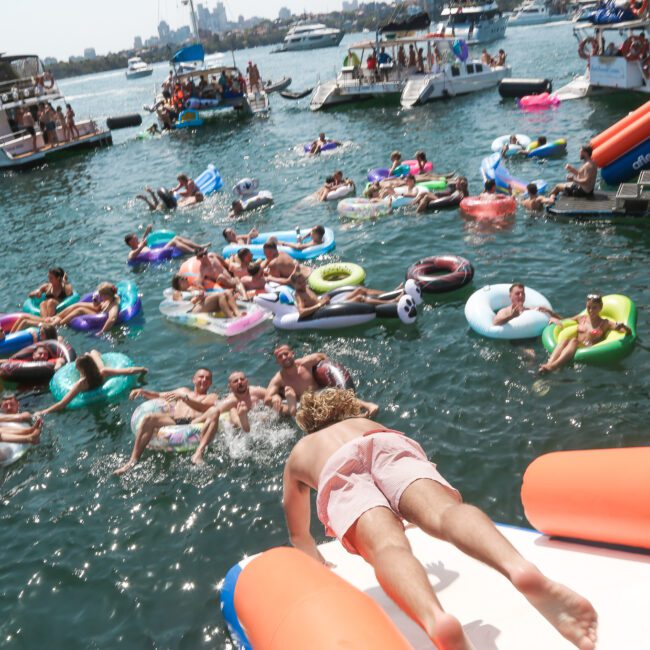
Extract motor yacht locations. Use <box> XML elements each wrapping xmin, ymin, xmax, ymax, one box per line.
<box><xmin>434</xmin><ymin>1</ymin><xmax>508</xmax><ymax>44</ymax></box>
<box><xmin>508</xmin><ymin>0</ymin><xmax>568</xmax><ymax>26</ymax></box>
<box><xmin>273</xmin><ymin>22</ymin><xmax>344</xmax><ymax>52</ymax></box>
<box><xmin>0</xmin><ymin>53</ymin><xmax>112</xmax><ymax>169</ymax></box>
<box><xmin>125</xmin><ymin>56</ymin><xmax>153</xmax><ymax>79</ymax></box>
<box><xmin>310</xmin><ymin>35</ymin><xmax>510</xmax><ymax>110</ymax></box>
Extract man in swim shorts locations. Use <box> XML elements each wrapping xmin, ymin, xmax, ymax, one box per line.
<box><xmin>114</xmin><ymin>368</ymin><xmax>217</xmax><ymax>475</ymax></box>
<box><xmin>280</xmin><ymin>225</ymin><xmax>326</xmax><ymax>251</ymax></box>
<box><xmin>124</xmin><ymin>223</ymin><xmax>209</xmax><ymax>262</ymax></box>
<box><xmin>265</xmin><ymin>344</ymin><xmax>378</xmax><ymax>418</ymax></box>
<box><xmin>283</xmin><ymin>389</ymin><xmax>598</xmax><ymax>650</ymax></box>
<box><xmin>190</xmin><ymin>371</ymin><xmax>267</xmax><ymax>465</ymax></box>
<box><xmin>549</xmin><ymin>145</ymin><xmax>597</xmax><ymax>201</ymax></box>
<box><xmin>493</xmin><ymin>283</ymin><xmax>558</xmax><ymax>325</ymax></box>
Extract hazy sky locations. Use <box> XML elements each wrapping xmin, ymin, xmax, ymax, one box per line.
<box><xmin>1</xmin><ymin>0</ymin><xmax>337</xmax><ymax>61</ymax></box>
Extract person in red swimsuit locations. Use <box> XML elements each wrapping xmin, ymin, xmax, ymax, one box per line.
<box><xmin>540</xmin><ymin>294</ymin><xmax>632</xmax><ymax>372</ymax></box>
<box><xmin>283</xmin><ymin>388</ymin><xmax>598</xmax><ymax>650</ymax></box>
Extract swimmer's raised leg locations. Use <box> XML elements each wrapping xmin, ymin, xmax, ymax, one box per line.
<box><xmin>114</xmin><ymin>412</ymin><xmax>175</xmax><ymax>475</ymax></box>
<box><xmin>191</xmin><ymin>407</ymin><xmax>221</xmax><ymax>465</ymax></box>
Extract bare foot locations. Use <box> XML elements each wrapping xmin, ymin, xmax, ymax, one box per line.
<box><xmin>430</xmin><ymin>612</ymin><xmax>475</xmax><ymax>650</ymax></box>
<box><xmin>26</xmin><ymin>431</ymin><xmax>41</xmax><ymax>445</ymax></box>
<box><xmin>190</xmin><ymin>450</ymin><xmax>205</xmax><ymax>466</ymax></box>
<box><xmin>538</xmin><ymin>363</ymin><xmax>551</xmax><ymax>373</ymax></box>
<box><xmin>512</xmin><ymin>564</ymin><xmax>598</xmax><ymax>649</ymax></box>
<box><xmin>113</xmin><ymin>460</ymin><xmax>136</xmax><ymax>476</ymax></box>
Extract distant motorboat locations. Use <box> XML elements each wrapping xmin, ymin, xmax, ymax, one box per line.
<box><xmin>126</xmin><ymin>56</ymin><xmax>154</xmax><ymax>79</ymax></box>
<box><xmin>265</xmin><ymin>76</ymin><xmax>292</xmax><ymax>93</ymax></box>
<box><xmin>434</xmin><ymin>1</ymin><xmax>508</xmax><ymax>44</ymax></box>
<box><xmin>508</xmin><ymin>0</ymin><xmax>569</xmax><ymax>26</ymax></box>
<box><xmin>273</xmin><ymin>22</ymin><xmax>344</xmax><ymax>52</ymax></box>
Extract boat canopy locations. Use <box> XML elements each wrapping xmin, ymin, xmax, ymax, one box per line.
<box><xmin>378</xmin><ymin>12</ymin><xmax>431</xmax><ymax>34</ymax></box>
<box><xmin>171</xmin><ymin>43</ymin><xmax>205</xmax><ymax>65</ymax></box>
<box><xmin>176</xmin><ymin>64</ymin><xmax>242</xmax><ymax>82</ymax></box>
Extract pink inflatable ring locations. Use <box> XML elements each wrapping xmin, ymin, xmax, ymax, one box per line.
<box><xmin>460</xmin><ymin>196</ymin><xmax>517</xmax><ymax>218</ymax></box>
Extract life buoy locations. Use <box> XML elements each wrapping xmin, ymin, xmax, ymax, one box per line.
<box><xmin>621</xmin><ymin>35</ymin><xmax>649</xmax><ymax>61</ymax></box>
<box><xmin>578</xmin><ymin>37</ymin><xmax>600</xmax><ymax>59</ymax></box>
<box><xmin>631</xmin><ymin>0</ymin><xmax>648</xmax><ymax>16</ymax></box>
<box><xmin>343</xmin><ymin>52</ymin><xmax>360</xmax><ymax>67</ymax></box>
<box><xmin>643</xmin><ymin>56</ymin><xmax>650</xmax><ymax>79</ymax></box>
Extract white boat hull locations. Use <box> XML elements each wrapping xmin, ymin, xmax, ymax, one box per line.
<box><xmin>508</xmin><ymin>13</ymin><xmax>568</xmax><ymax>25</ymax></box>
<box><xmin>435</xmin><ymin>16</ymin><xmax>508</xmax><ymax>43</ymax></box>
<box><xmin>277</xmin><ymin>32</ymin><xmax>344</xmax><ymax>51</ymax></box>
<box><xmin>126</xmin><ymin>69</ymin><xmax>154</xmax><ymax>79</ymax></box>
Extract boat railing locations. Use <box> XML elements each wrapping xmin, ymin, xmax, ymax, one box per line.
<box><xmin>0</xmin><ymin>77</ymin><xmax>60</xmax><ymax>104</ymax></box>
<box><xmin>0</xmin><ymin>130</ymin><xmax>26</xmax><ymax>146</ymax></box>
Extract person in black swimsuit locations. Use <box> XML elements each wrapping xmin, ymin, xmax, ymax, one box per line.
<box><xmin>27</xmin><ymin>267</ymin><xmax>73</xmax><ymax>317</ymax></box>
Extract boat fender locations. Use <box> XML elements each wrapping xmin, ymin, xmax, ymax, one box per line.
<box><xmin>578</xmin><ymin>37</ymin><xmax>600</xmax><ymax>59</ymax></box>
<box><xmin>157</xmin><ymin>188</ymin><xmax>178</xmax><ymax>209</ymax></box>
<box><xmin>106</xmin><ymin>113</ymin><xmax>143</xmax><ymax>130</ymax></box>
<box><xmin>498</xmin><ymin>78</ymin><xmax>552</xmax><ymax>98</ymax></box>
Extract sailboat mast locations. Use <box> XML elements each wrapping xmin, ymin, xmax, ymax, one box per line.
<box><xmin>183</xmin><ymin>0</ymin><xmax>200</xmax><ymax>42</ymax></box>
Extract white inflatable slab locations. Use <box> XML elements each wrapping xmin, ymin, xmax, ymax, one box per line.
<box><xmin>315</xmin><ymin>524</ymin><xmax>650</xmax><ymax>650</ymax></box>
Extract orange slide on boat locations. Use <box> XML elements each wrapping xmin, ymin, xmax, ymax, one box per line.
<box><xmin>590</xmin><ymin>101</ymin><xmax>650</xmax><ymax>150</ymax></box>
<box><xmin>521</xmin><ymin>447</ymin><xmax>650</xmax><ymax>550</ymax></box>
<box><xmin>233</xmin><ymin>546</ymin><xmax>411</xmax><ymax>649</ymax></box>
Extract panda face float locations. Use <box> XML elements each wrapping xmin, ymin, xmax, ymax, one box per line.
<box><xmin>403</xmin><ymin>278</ymin><xmax>423</xmax><ymax>306</ymax></box>
<box><xmin>397</xmin><ymin>295</ymin><xmax>417</xmax><ymax>324</ymax></box>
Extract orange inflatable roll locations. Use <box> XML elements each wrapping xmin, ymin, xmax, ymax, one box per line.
<box><xmin>590</xmin><ymin>100</ymin><xmax>650</xmax><ymax>150</ymax></box>
<box><xmin>521</xmin><ymin>447</ymin><xmax>650</xmax><ymax>550</ymax></box>
<box><xmin>178</xmin><ymin>256</ymin><xmax>217</xmax><ymax>289</ymax></box>
<box><xmin>592</xmin><ymin>113</ymin><xmax>650</xmax><ymax>167</ymax></box>
<box><xmin>233</xmin><ymin>547</ymin><xmax>412</xmax><ymax>649</ymax></box>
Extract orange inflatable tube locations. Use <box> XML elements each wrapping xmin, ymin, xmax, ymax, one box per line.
<box><xmin>178</xmin><ymin>256</ymin><xmax>217</xmax><ymax>289</ymax></box>
<box><xmin>521</xmin><ymin>447</ymin><xmax>650</xmax><ymax>550</ymax></box>
<box><xmin>233</xmin><ymin>547</ymin><xmax>412</xmax><ymax>649</ymax></box>
<box><xmin>590</xmin><ymin>100</ymin><xmax>650</xmax><ymax>150</ymax></box>
<box><xmin>592</xmin><ymin>113</ymin><xmax>650</xmax><ymax>167</ymax></box>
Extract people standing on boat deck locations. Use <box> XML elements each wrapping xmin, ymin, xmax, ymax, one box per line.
<box><xmin>417</xmin><ymin>47</ymin><xmax>425</xmax><ymax>73</ymax></box>
<box><xmin>397</xmin><ymin>44</ymin><xmax>407</xmax><ymax>67</ymax></box>
<box><xmin>190</xmin><ymin>371</ymin><xmax>268</xmax><ymax>465</ymax></box>
<box><xmin>124</xmin><ymin>224</ymin><xmax>209</xmax><ymax>262</ymax></box>
<box><xmin>262</xmin><ymin>241</ymin><xmax>311</xmax><ymax>285</ymax></box>
<box><xmin>549</xmin><ymin>145</ymin><xmax>597</xmax><ymax>201</ymax></box>
<box><xmin>520</xmin><ymin>183</ymin><xmax>553</xmax><ymax>212</ymax></box>
<box><xmin>43</xmin><ymin>103</ymin><xmax>58</xmax><ymax>146</ymax></box>
<box><xmin>55</xmin><ymin>106</ymin><xmax>68</xmax><ymax>141</ymax></box>
<box><xmin>493</xmin><ymin>283</ymin><xmax>558</xmax><ymax>326</ymax></box>
<box><xmin>265</xmin><ymin>344</ymin><xmax>378</xmax><ymax>418</ymax></box>
<box><xmin>222</xmin><ymin>227</ymin><xmax>259</xmax><ymax>246</ymax></box>
<box><xmin>66</xmin><ymin>103</ymin><xmax>79</xmax><ymax>140</ymax></box>
<box><xmin>113</xmin><ymin>368</ymin><xmax>218</xmax><ymax>475</ymax></box>
<box><xmin>481</xmin><ymin>48</ymin><xmax>493</xmax><ymax>66</ymax></box>
<box><xmin>408</xmin><ymin>44</ymin><xmax>417</xmax><ymax>67</ymax></box>
<box><xmin>19</xmin><ymin>107</ymin><xmax>38</xmax><ymax>152</ymax></box>
<box><xmin>283</xmin><ymin>389</ymin><xmax>598</xmax><ymax>650</ymax></box>
<box><xmin>247</xmin><ymin>61</ymin><xmax>262</xmax><ymax>93</ymax></box>
<box><xmin>377</xmin><ymin>47</ymin><xmax>392</xmax><ymax>80</ymax></box>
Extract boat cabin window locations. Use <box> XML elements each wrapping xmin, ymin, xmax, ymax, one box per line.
<box><xmin>475</xmin><ymin>63</ymin><xmax>483</xmax><ymax>72</ymax></box>
<box><xmin>0</xmin><ymin>56</ymin><xmax>43</xmax><ymax>85</ymax></box>
<box><xmin>466</xmin><ymin>64</ymin><xmax>475</xmax><ymax>73</ymax></box>
<box><xmin>451</xmin><ymin>65</ymin><xmax>460</xmax><ymax>77</ymax></box>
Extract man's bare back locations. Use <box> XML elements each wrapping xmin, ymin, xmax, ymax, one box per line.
<box><xmin>287</xmin><ymin>417</ymin><xmax>384</xmax><ymax>488</ymax></box>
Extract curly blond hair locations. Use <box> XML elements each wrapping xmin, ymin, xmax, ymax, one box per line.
<box><xmin>296</xmin><ymin>389</ymin><xmax>362</xmax><ymax>433</ymax></box>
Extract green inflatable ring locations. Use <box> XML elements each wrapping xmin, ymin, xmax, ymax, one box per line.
<box><xmin>50</xmin><ymin>352</ymin><xmax>138</xmax><ymax>409</ymax></box>
<box><xmin>308</xmin><ymin>263</ymin><xmax>366</xmax><ymax>294</ymax></box>
<box><xmin>416</xmin><ymin>179</ymin><xmax>447</xmax><ymax>191</ymax></box>
<box><xmin>23</xmin><ymin>292</ymin><xmax>80</xmax><ymax>316</ymax></box>
<box><xmin>541</xmin><ymin>294</ymin><xmax>637</xmax><ymax>364</ymax></box>
<box><xmin>146</xmin><ymin>230</ymin><xmax>176</xmax><ymax>247</ymax></box>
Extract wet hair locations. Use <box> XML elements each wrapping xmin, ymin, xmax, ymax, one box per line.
<box><xmin>415</xmin><ymin>151</ymin><xmax>426</xmax><ymax>161</ymax></box>
<box><xmin>526</xmin><ymin>183</ymin><xmax>538</xmax><ymax>196</ymax></box>
<box><xmin>222</xmin><ymin>228</ymin><xmax>234</xmax><ymax>240</ymax></box>
<box><xmin>296</xmin><ymin>389</ymin><xmax>362</xmax><ymax>433</ymax></box>
<box><xmin>263</xmin><ymin>241</ymin><xmax>278</xmax><ymax>252</ymax></box>
<box><xmin>581</xmin><ymin>145</ymin><xmax>593</xmax><ymax>156</ymax></box>
<box><xmin>312</xmin><ymin>225</ymin><xmax>325</xmax><ymax>238</ymax></box>
<box><xmin>406</xmin><ymin>174</ymin><xmax>416</xmax><ymax>183</ymax></box>
<box><xmin>75</xmin><ymin>354</ymin><xmax>103</xmax><ymax>390</ymax></box>
<box><xmin>509</xmin><ymin>282</ymin><xmax>525</xmax><ymax>293</ymax></box>
<box><xmin>484</xmin><ymin>179</ymin><xmax>496</xmax><ymax>192</ymax></box>
<box><xmin>177</xmin><ymin>174</ymin><xmax>189</xmax><ymax>183</ymax></box>
<box><xmin>39</xmin><ymin>324</ymin><xmax>58</xmax><ymax>340</ymax></box>
<box><xmin>171</xmin><ymin>274</ymin><xmax>187</xmax><ymax>291</ymax></box>
<box><xmin>237</xmin><ymin>247</ymin><xmax>252</xmax><ymax>261</ymax></box>
<box><xmin>194</xmin><ymin>367</ymin><xmax>213</xmax><ymax>377</ymax></box>
<box><xmin>96</xmin><ymin>282</ymin><xmax>118</xmax><ymax>299</ymax></box>
<box><xmin>537</xmin><ymin>136</ymin><xmax>547</xmax><ymax>145</ymax></box>
<box><xmin>324</xmin><ymin>175</ymin><xmax>334</xmax><ymax>184</ymax></box>
<box><xmin>390</xmin><ymin>150</ymin><xmax>401</xmax><ymax>161</ymax></box>
<box><xmin>289</xmin><ymin>271</ymin><xmax>305</xmax><ymax>285</ymax></box>
<box><xmin>274</xmin><ymin>343</ymin><xmax>292</xmax><ymax>355</ymax></box>
<box><xmin>247</xmin><ymin>262</ymin><xmax>262</xmax><ymax>275</ymax></box>
<box><xmin>124</xmin><ymin>233</ymin><xmax>137</xmax><ymax>245</ymax></box>
<box><xmin>456</xmin><ymin>176</ymin><xmax>468</xmax><ymax>192</ymax></box>
<box><xmin>49</xmin><ymin>267</ymin><xmax>66</xmax><ymax>281</ymax></box>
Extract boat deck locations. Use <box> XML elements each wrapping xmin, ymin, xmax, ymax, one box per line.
<box><xmin>547</xmin><ymin>189</ymin><xmax>650</xmax><ymax>219</ymax></box>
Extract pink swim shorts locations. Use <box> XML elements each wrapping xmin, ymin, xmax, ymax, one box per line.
<box><xmin>316</xmin><ymin>431</ymin><xmax>461</xmax><ymax>554</ymax></box>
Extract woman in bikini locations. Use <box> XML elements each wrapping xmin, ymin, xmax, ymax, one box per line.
<box><xmin>35</xmin><ymin>350</ymin><xmax>147</xmax><ymax>416</ymax></box>
<box><xmin>27</xmin><ymin>267</ymin><xmax>74</xmax><ymax>317</ymax></box>
<box><xmin>11</xmin><ymin>283</ymin><xmax>120</xmax><ymax>335</ymax></box>
<box><xmin>539</xmin><ymin>294</ymin><xmax>632</xmax><ymax>373</ymax></box>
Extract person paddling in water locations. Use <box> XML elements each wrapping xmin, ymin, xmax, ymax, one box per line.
<box><xmin>283</xmin><ymin>388</ymin><xmax>598</xmax><ymax>650</ymax></box>
<box><xmin>539</xmin><ymin>294</ymin><xmax>632</xmax><ymax>373</ymax></box>
<box><xmin>125</xmin><ymin>224</ymin><xmax>210</xmax><ymax>262</ymax></box>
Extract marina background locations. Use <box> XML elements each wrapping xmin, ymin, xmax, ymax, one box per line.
<box><xmin>1</xmin><ymin>24</ymin><xmax>648</xmax><ymax>648</ymax></box>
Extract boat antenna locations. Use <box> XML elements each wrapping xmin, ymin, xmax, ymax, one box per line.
<box><xmin>181</xmin><ymin>0</ymin><xmax>200</xmax><ymax>42</ymax></box>
<box><xmin>220</xmin><ymin>0</ymin><xmax>238</xmax><ymax>67</ymax></box>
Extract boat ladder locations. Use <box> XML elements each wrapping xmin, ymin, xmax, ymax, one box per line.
<box><xmin>310</xmin><ymin>80</ymin><xmax>338</xmax><ymax>110</ymax></box>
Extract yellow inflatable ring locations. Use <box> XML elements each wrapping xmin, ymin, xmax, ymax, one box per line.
<box><xmin>308</xmin><ymin>263</ymin><xmax>366</xmax><ymax>294</ymax></box>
